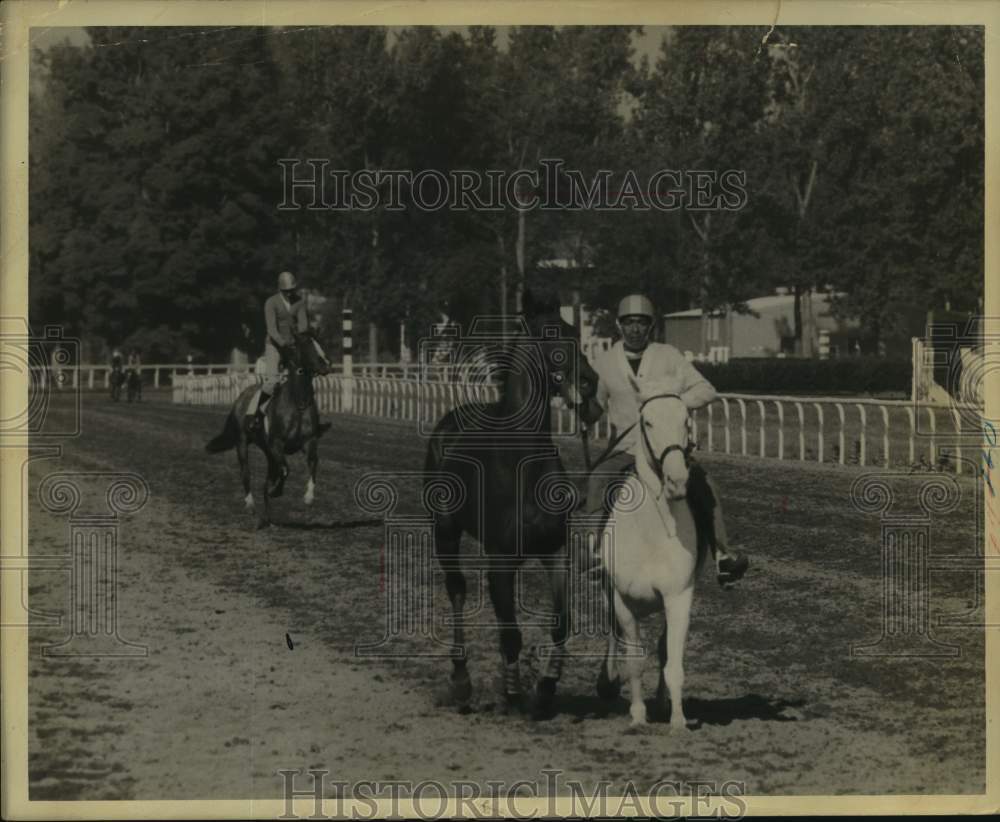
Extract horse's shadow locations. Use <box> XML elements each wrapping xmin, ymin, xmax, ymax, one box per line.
<box><xmin>552</xmin><ymin>692</ymin><xmax>805</xmax><ymax>727</ymax></box>
<box><xmin>266</xmin><ymin>517</ymin><xmax>383</xmax><ymax>531</ymax></box>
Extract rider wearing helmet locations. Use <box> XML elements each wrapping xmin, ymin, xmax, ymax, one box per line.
<box><xmin>246</xmin><ymin>270</ymin><xmax>330</xmax><ymax>434</ymax></box>
<box><xmin>110</xmin><ymin>348</ymin><xmax>123</xmax><ymax>371</ymax></box>
<box><xmin>581</xmin><ymin>294</ymin><xmax>749</xmax><ymax>588</ymax></box>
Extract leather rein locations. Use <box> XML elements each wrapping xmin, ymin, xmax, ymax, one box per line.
<box><xmin>585</xmin><ymin>392</ymin><xmax>693</xmax><ymax>474</ymax></box>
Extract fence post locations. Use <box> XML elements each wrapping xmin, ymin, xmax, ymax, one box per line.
<box><xmin>342</xmin><ymin>308</ymin><xmax>354</xmax><ymax>413</ymax></box>
<box><xmin>855</xmin><ymin>403</ymin><xmax>867</xmax><ymax>466</ymax></box>
<box><xmin>836</xmin><ymin>404</ymin><xmax>846</xmax><ymax>465</ymax></box>
<box><xmin>755</xmin><ymin>400</ymin><xmax>766</xmax><ymax>458</ymax></box>
<box><xmin>795</xmin><ymin>402</ymin><xmax>805</xmax><ymax>461</ymax></box>
<box><xmin>737</xmin><ymin>398</ymin><xmax>747</xmax><ymax>456</ymax></box>
<box><xmin>774</xmin><ymin>401</ymin><xmax>785</xmax><ymax>460</ymax></box>
<box><xmin>722</xmin><ymin>399</ymin><xmax>731</xmax><ymax>454</ymax></box>
<box><xmin>707</xmin><ymin>403</ymin><xmax>714</xmax><ymax>453</ymax></box>
<box><xmin>813</xmin><ymin>402</ymin><xmax>823</xmax><ymax>465</ymax></box>
<box><xmin>881</xmin><ymin>405</ymin><xmax>890</xmax><ymax>467</ymax></box>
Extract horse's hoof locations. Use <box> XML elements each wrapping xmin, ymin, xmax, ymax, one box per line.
<box><xmin>504</xmin><ymin>692</ymin><xmax>525</xmax><ymax>713</ymax></box>
<box><xmin>244</xmin><ymin>494</ymin><xmax>254</xmax><ymax>511</ymax></box>
<box><xmin>255</xmin><ymin>516</ymin><xmax>270</xmax><ymax>530</ymax></box>
<box><xmin>668</xmin><ymin>719</ymin><xmax>691</xmax><ymax>733</ymax></box>
<box><xmin>451</xmin><ymin>670</ymin><xmax>473</xmax><ymax>705</ymax></box>
<box><xmin>530</xmin><ymin>677</ymin><xmax>558</xmax><ymax>720</ymax></box>
<box><xmin>597</xmin><ymin>661</ymin><xmax>622</xmax><ymax>701</ymax></box>
<box><xmin>268</xmin><ymin>484</ymin><xmax>285</xmax><ymax>499</ymax></box>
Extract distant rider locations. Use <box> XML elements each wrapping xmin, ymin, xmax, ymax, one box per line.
<box><xmin>246</xmin><ymin>271</ymin><xmax>330</xmax><ymax>434</ymax></box>
<box><xmin>127</xmin><ymin>348</ymin><xmax>142</xmax><ymax>373</ymax></box>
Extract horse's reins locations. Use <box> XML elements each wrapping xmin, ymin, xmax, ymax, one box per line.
<box><xmin>637</xmin><ymin>393</ymin><xmax>694</xmax><ymax>481</ymax></box>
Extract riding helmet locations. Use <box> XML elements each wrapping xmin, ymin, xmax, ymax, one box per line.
<box><xmin>617</xmin><ymin>294</ymin><xmax>655</xmax><ymax>320</ymax></box>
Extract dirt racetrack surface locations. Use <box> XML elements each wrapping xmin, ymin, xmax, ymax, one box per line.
<box><xmin>26</xmin><ymin>391</ymin><xmax>985</xmax><ymax>799</ymax></box>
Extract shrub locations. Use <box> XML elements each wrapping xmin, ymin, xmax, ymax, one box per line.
<box><xmin>694</xmin><ymin>357</ymin><xmax>911</xmax><ymax>396</ymax></box>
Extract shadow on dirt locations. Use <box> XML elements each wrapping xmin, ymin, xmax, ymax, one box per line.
<box><xmin>683</xmin><ymin>693</ymin><xmax>805</xmax><ymax>726</ymax></box>
<box><xmin>267</xmin><ymin>517</ymin><xmax>384</xmax><ymax>531</ymax></box>
<box><xmin>544</xmin><ymin>692</ymin><xmax>805</xmax><ymax>727</ymax></box>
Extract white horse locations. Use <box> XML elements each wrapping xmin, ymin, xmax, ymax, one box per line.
<box><xmin>597</xmin><ymin>374</ymin><xmax>708</xmax><ymax>730</ymax></box>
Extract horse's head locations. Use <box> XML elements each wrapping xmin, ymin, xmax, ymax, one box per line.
<box><xmin>629</xmin><ymin>373</ymin><xmax>692</xmax><ymax>501</ymax></box>
<box><xmin>521</xmin><ymin>289</ymin><xmax>598</xmax><ymax>414</ymax></box>
<box><xmin>284</xmin><ymin>331</ymin><xmax>331</xmax><ymax>377</ymax></box>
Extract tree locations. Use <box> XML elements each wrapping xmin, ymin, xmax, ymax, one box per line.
<box><xmin>634</xmin><ymin>27</ymin><xmax>774</xmax><ymax>317</ymax></box>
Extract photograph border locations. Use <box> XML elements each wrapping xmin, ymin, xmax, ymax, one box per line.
<box><xmin>2</xmin><ymin>0</ymin><xmax>998</xmax><ymax>818</ymax></box>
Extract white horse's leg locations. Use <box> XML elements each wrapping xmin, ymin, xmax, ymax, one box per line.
<box><xmin>303</xmin><ymin>437</ymin><xmax>317</xmax><ymax>505</ymax></box>
<box><xmin>663</xmin><ymin>586</ymin><xmax>693</xmax><ymax>731</ymax></box>
<box><xmin>614</xmin><ymin>592</ymin><xmax>646</xmax><ymax>727</ymax></box>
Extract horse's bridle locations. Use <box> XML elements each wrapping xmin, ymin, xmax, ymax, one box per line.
<box><xmin>637</xmin><ymin>393</ymin><xmax>694</xmax><ymax>478</ymax></box>
<box><xmin>279</xmin><ymin>342</ymin><xmax>313</xmax><ymax>412</ymax></box>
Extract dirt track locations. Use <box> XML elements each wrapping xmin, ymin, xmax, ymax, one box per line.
<box><xmin>27</xmin><ymin>392</ymin><xmax>985</xmax><ymax>799</ymax></box>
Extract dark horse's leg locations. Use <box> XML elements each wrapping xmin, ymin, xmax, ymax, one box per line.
<box><xmin>303</xmin><ymin>435</ymin><xmax>317</xmax><ymax>505</ymax></box>
<box><xmin>435</xmin><ymin>521</ymin><xmax>471</xmax><ymax>705</ymax></box>
<box><xmin>597</xmin><ymin>572</ymin><xmax>625</xmax><ymax>702</ymax></box>
<box><xmin>487</xmin><ymin>568</ymin><xmax>523</xmax><ymax>705</ymax></box>
<box><xmin>256</xmin><ymin>446</ymin><xmax>272</xmax><ymax>529</ymax></box>
<box><xmin>534</xmin><ymin>552</ymin><xmax>569</xmax><ymax>717</ymax></box>
<box><xmin>237</xmin><ymin>433</ymin><xmax>253</xmax><ymax>512</ymax></box>
<box><xmin>267</xmin><ymin>433</ymin><xmax>289</xmax><ymax>498</ymax></box>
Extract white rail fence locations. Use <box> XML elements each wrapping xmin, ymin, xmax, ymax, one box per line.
<box><xmin>173</xmin><ymin>373</ymin><xmax>981</xmax><ymax>474</ymax></box>
<box><xmin>35</xmin><ymin>361</ymin><xmax>496</xmax><ymax>390</ymax></box>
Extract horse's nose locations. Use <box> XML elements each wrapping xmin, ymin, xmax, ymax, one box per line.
<box><xmin>662</xmin><ymin>461</ymin><xmax>689</xmax><ymax>499</ymax></box>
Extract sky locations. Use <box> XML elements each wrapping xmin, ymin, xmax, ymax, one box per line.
<box><xmin>30</xmin><ymin>24</ymin><xmax>670</xmax><ymax>64</ymax></box>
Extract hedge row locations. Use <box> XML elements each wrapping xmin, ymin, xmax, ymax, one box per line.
<box><xmin>693</xmin><ymin>356</ymin><xmax>912</xmax><ymax>397</ymax></box>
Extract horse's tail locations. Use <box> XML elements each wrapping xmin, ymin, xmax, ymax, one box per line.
<box><xmin>205</xmin><ymin>410</ymin><xmax>240</xmax><ymax>453</ymax></box>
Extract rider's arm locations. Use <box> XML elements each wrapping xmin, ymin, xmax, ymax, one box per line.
<box><xmin>676</xmin><ymin>353</ymin><xmax>718</xmax><ymax>410</ymax></box>
<box><xmin>264</xmin><ymin>297</ymin><xmax>286</xmax><ymax>347</ymax></box>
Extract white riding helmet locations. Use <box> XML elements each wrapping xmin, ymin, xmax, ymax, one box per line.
<box><xmin>277</xmin><ymin>271</ymin><xmax>298</xmax><ymax>290</ymax></box>
<box><xmin>617</xmin><ymin>294</ymin><xmax>655</xmax><ymax>320</ymax></box>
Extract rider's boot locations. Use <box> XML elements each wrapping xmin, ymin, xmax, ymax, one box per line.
<box><xmin>687</xmin><ymin>462</ymin><xmax>749</xmax><ymax>589</ymax></box>
<box><xmin>245</xmin><ymin>392</ymin><xmax>270</xmax><ymax>435</ymax></box>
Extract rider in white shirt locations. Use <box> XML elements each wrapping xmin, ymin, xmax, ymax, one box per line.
<box><xmin>581</xmin><ymin>294</ymin><xmax>749</xmax><ymax>588</ymax></box>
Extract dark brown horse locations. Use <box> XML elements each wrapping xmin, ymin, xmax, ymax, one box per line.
<box><xmin>206</xmin><ymin>330</ymin><xmax>331</xmax><ymax>527</ymax></box>
<box><xmin>424</xmin><ymin>291</ymin><xmax>599</xmax><ymax>717</ymax></box>
<box><xmin>126</xmin><ymin>368</ymin><xmax>142</xmax><ymax>402</ymax></box>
